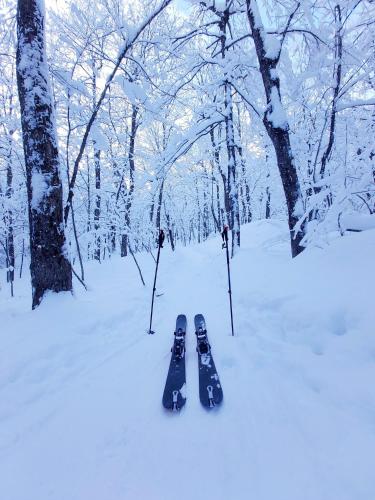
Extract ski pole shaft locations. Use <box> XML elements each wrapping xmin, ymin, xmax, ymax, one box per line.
<box><xmin>221</xmin><ymin>226</ymin><xmax>234</xmax><ymax>336</ymax></box>
<box><xmin>225</xmin><ymin>242</ymin><xmax>234</xmax><ymax>337</ymax></box>
<box><xmin>148</xmin><ymin>229</ymin><xmax>165</xmax><ymax>334</ymax></box>
<box><xmin>148</xmin><ymin>246</ymin><xmax>160</xmax><ymax>334</ymax></box>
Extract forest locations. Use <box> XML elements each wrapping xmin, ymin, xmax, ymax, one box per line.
<box><xmin>1</xmin><ymin>0</ymin><xmax>374</xmax><ymax>306</ymax></box>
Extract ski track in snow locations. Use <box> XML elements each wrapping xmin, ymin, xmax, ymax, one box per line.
<box><xmin>1</xmin><ymin>220</ymin><xmax>375</xmax><ymax>500</ymax></box>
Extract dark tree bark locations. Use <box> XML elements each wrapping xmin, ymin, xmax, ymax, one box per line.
<box><xmin>238</xmin><ymin>145</ymin><xmax>252</xmax><ymax>223</ymax></box>
<box><xmin>219</xmin><ymin>8</ymin><xmax>240</xmax><ymax>255</ymax></box>
<box><xmin>86</xmin><ymin>153</ymin><xmax>91</xmax><ymax>257</ymax></box>
<box><xmin>6</xmin><ymin>129</ymin><xmax>15</xmax><ymax>293</ymax></box>
<box><xmin>208</xmin><ymin>163</ymin><xmax>220</xmax><ymax>232</ymax></box>
<box><xmin>265</xmin><ymin>176</ymin><xmax>271</xmax><ymax>219</ymax></box>
<box><xmin>313</xmin><ymin>3</ymin><xmax>342</xmax><ymax>211</ymax></box>
<box><xmin>93</xmin><ymin>144</ymin><xmax>101</xmax><ymax>261</ymax></box>
<box><xmin>203</xmin><ymin>190</ymin><xmax>208</xmax><ymax>239</ymax></box>
<box><xmin>195</xmin><ymin>179</ymin><xmax>202</xmax><ymax>243</ymax></box>
<box><xmin>16</xmin><ymin>0</ymin><xmax>72</xmax><ymax>308</ymax></box>
<box><xmin>149</xmin><ymin>193</ymin><xmax>155</xmax><ymax>225</ymax></box>
<box><xmin>319</xmin><ymin>4</ymin><xmax>342</xmax><ymax>181</ymax></box>
<box><xmin>155</xmin><ymin>178</ymin><xmax>165</xmax><ymax>232</ymax></box>
<box><xmin>202</xmin><ymin>165</ymin><xmax>209</xmax><ymax>240</ymax></box>
<box><xmin>236</xmin><ymin>105</ymin><xmax>251</xmax><ymax>224</ymax></box>
<box><xmin>210</xmin><ymin>126</ymin><xmax>229</xmax><ymax>223</ymax></box>
<box><xmin>121</xmin><ymin>104</ymin><xmax>138</xmax><ymax>257</ymax></box>
<box><xmin>164</xmin><ymin>202</ymin><xmax>175</xmax><ymax>251</ymax></box>
<box><xmin>216</xmin><ymin>181</ymin><xmax>222</xmax><ymax>229</ymax></box>
<box><xmin>246</xmin><ymin>0</ymin><xmax>306</xmax><ymax>257</ymax></box>
<box><xmin>110</xmin><ymin>223</ymin><xmax>116</xmax><ymax>253</ymax></box>
<box><xmin>202</xmin><ymin>2</ymin><xmax>241</xmax><ymax>252</ymax></box>
<box><xmin>265</xmin><ymin>147</ymin><xmax>271</xmax><ymax>219</ymax></box>
<box><xmin>91</xmin><ymin>63</ymin><xmax>102</xmax><ymax>262</ymax></box>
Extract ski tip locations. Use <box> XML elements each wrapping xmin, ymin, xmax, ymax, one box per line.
<box><xmin>194</xmin><ymin>313</ymin><xmax>205</xmax><ymax>329</ymax></box>
<box><xmin>176</xmin><ymin>314</ymin><xmax>187</xmax><ymax>330</ymax></box>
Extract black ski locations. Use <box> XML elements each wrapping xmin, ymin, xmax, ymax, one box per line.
<box><xmin>162</xmin><ymin>314</ymin><xmax>187</xmax><ymax>411</ymax></box>
<box><xmin>194</xmin><ymin>314</ymin><xmax>223</xmax><ymax>408</ymax></box>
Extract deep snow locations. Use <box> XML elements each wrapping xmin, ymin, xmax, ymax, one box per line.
<box><xmin>1</xmin><ymin>220</ymin><xmax>375</xmax><ymax>500</ymax></box>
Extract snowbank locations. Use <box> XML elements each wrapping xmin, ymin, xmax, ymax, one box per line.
<box><xmin>340</xmin><ymin>212</ymin><xmax>375</xmax><ymax>232</ymax></box>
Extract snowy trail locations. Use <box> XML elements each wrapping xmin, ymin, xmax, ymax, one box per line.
<box><xmin>1</xmin><ymin>221</ymin><xmax>375</xmax><ymax>500</ymax></box>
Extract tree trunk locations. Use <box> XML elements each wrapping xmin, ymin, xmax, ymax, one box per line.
<box><xmin>236</xmin><ymin>104</ymin><xmax>251</xmax><ymax>224</ymax></box>
<box><xmin>110</xmin><ymin>223</ymin><xmax>116</xmax><ymax>252</ymax></box>
<box><xmin>265</xmin><ymin>149</ymin><xmax>271</xmax><ymax>219</ymax></box>
<box><xmin>265</xmin><ymin>177</ymin><xmax>271</xmax><ymax>219</ymax></box>
<box><xmin>16</xmin><ymin>0</ymin><xmax>72</xmax><ymax>308</ymax></box>
<box><xmin>210</xmin><ymin>170</ymin><xmax>220</xmax><ymax>232</ymax></box>
<box><xmin>155</xmin><ymin>178</ymin><xmax>165</xmax><ymax>231</ymax></box>
<box><xmin>216</xmin><ymin>181</ymin><xmax>222</xmax><ymax>229</ymax></box>
<box><xmin>238</xmin><ymin>145</ymin><xmax>252</xmax><ymax>224</ymax></box>
<box><xmin>93</xmin><ymin>143</ymin><xmax>101</xmax><ymax>261</ymax></box>
<box><xmin>210</xmin><ymin>125</ymin><xmax>229</xmax><ymax>225</ymax></box>
<box><xmin>121</xmin><ymin>234</ymin><xmax>128</xmax><ymax>257</ymax></box>
<box><xmin>315</xmin><ymin>4</ymin><xmax>342</xmax><ymax>210</ymax></box>
<box><xmin>91</xmin><ymin>64</ymin><xmax>102</xmax><ymax>262</ymax></box>
<box><xmin>86</xmin><ymin>153</ymin><xmax>91</xmax><ymax>258</ymax></box>
<box><xmin>219</xmin><ymin>8</ymin><xmax>240</xmax><ymax>255</ymax></box>
<box><xmin>195</xmin><ymin>179</ymin><xmax>201</xmax><ymax>243</ymax></box>
<box><xmin>6</xmin><ymin>131</ymin><xmax>15</xmax><ymax>292</ymax></box>
<box><xmin>121</xmin><ymin>104</ymin><xmax>138</xmax><ymax>257</ymax></box>
<box><xmin>164</xmin><ymin>202</ymin><xmax>175</xmax><ymax>251</ymax></box>
<box><xmin>246</xmin><ymin>0</ymin><xmax>306</xmax><ymax>257</ymax></box>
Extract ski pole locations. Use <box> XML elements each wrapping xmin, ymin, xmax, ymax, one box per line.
<box><xmin>148</xmin><ymin>229</ymin><xmax>165</xmax><ymax>334</ymax></box>
<box><xmin>221</xmin><ymin>225</ymin><xmax>234</xmax><ymax>336</ymax></box>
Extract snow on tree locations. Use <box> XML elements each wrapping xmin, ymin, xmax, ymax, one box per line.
<box><xmin>246</xmin><ymin>0</ymin><xmax>307</xmax><ymax>257</ymax></box>
<box><xmin>16</xmin><ymin>0</ymin><xmax>72</xmax><ymax>308</ymax></box>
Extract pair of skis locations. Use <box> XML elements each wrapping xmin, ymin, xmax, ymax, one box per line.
<box><xmin>162</xmin><ymin>314</ymin><xmax>223</xmax><ymax>411</ymax></box>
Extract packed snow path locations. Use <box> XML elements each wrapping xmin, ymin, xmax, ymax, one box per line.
<box><xmin>1</xmin><ymin>221</ymin><xmax>375</xmax><ymax>500</ymax></box>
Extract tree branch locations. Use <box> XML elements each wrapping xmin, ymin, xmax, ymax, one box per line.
<box><xmin>63</xmin><ymin>0</ymin><xmax>172</xmax><ymax>224</ymax></box>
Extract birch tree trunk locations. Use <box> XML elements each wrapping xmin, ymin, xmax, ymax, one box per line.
<box><xmin>16</xmin><ymin>0</ymin><xmax>72</xmax><ymax>308</ymax></box>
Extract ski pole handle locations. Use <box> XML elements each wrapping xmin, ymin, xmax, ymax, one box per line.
<box><xmin>221</xmin><ymin>225</ymin><xmax>229</xmax><ymax>248</ymax></box>
<box><xmin>158</xmin><ymin>229</ymin><xmax>165</xmax><ymax>248</ymax></box>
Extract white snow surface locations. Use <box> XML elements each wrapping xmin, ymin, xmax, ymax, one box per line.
<box><xmin>1</xmin><ymin>220</ymin><xmax>375</xmax><ymax>500</ymax></box>
<box><xmin>341</xmin><ymin>213</ymin><xmax>375</xmax><ymax>232</ymax></box>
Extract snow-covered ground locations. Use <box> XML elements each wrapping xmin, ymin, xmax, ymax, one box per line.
<box><xmin>1</xmin><ymin>220</ymin><xmax>375</xmax><ymax>500</ymax></box>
